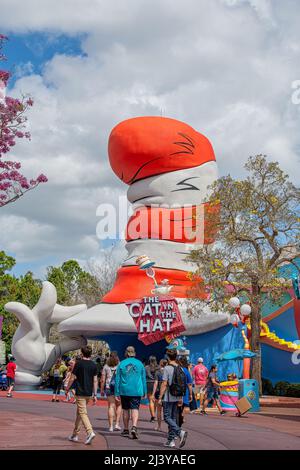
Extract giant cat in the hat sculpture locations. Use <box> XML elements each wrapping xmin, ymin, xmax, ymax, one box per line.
<box><xmin>5</xmin><ymin>116</ymin><xmax>228</xmax><ymax>386</ymax></box>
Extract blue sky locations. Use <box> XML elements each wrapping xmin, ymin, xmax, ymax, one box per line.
<box><xmin>3</xmin><ymin>33</ymin><xmax>88</xmax><ymax>277</ymax></box>
<box><xmin>5</xmin><ymin>33</ymin><xmax>85</xmax><ymax>87</ymax></box>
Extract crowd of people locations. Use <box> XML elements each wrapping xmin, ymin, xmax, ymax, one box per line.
<box><xmin>1</xmin><ymin>345</ymin><xmax>227</xmax><ymax>448</ymax></box>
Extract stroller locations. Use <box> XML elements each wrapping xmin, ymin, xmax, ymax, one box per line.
<box><xmin>0</xmin><ymin>370</ymin><xmax>8</xmax><ymax>391</ymax></box>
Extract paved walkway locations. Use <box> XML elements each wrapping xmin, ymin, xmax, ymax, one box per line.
<box><xmin>1</xmin><ymin>392</ymin><xmax>300</xmax><ymax>450</ymax></box>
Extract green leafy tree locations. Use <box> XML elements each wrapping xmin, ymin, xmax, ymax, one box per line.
<box><xmin>188</xmin><ymin>155</ymin><xmax>300</xmax><ymax>390</ymax></box>
<box><xmin>0</xmin><ymin>250</ymin><xmax>15</xmax><ymax>275</ymax></box>
<box><xmin>47</xmin><ymin>260</ymin><xmax>101</xmax><ymax>307</ymax></box>
<box><xmin>46</xmin><ymin>260</ymin><xmax>101</xmax><ymax>345</ymax></box>
<box><xmin>0</xmin><ymin>252</ymin><xmax>41</xmax><ymax>354</ymax></box>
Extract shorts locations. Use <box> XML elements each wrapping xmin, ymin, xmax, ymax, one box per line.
<box><xmin>194</xmin><ymin>385</ymin><xmax>206</xmax><ymax>396</ymax></box>
<box><xmin>146</xmin><ymin>382</ymin><xmax>155</xmax><ymax>395</ymax></box>
<box><xmin>71</xmin><ymin>380</ymin><xmax>77</xmax><ymax>391</ymax></box>
<box><xmin>206</xmin><ymin>388</ymin><xmax>219</xmax><ymax>401</ymax></box>
<box><xmin>7</xmin><ymin>377</ymin><xmax>15</xmax><ymax>387</ymax></box>
<box><xmin>120</xmin><ymin>396</ymin><xmax>141</xmax><ymax>410</ymax></box>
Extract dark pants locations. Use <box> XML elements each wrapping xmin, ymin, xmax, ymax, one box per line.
<box><xmin>189</xmin><ymin>392</ymin><xmax>197</xmax><ymax>411</ymax></box>
<box><xmin>177</xmin><ymin>404</ymin><xmax>186</xmax><ymax>428</ymax></box>
<box><xmin>52</xmin><ymin>378</ymin><xmax>62</xmax><ymax>395</ymax></box>
<box><xmin>163</xmin><ymin>401</ymin><xmax>181</xmax><ymax>441</ymax></box>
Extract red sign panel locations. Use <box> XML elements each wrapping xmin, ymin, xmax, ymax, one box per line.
<box><xmin>126</xmin><ymin>295</ymin><xmax>186</xmax><ymax>345</ymax></box>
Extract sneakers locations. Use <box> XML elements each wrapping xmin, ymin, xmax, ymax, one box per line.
<box><xmin>164</xmin><ymin>440</ymin><xmax>176</xmax><ymax>448</ymax></box>
<box><xmin>108</xmin><ymin>426</ymin><xmax>114</xmax><ymax>432</ymax></box>
<box><xmin>121</xmin><ymin>429</ymin><xmax>130</xmax><ymax>437</ymax></box>
<box><xmin>179</xmin><ymin>430</ymin><xmax>188</xmax><ymax>448</ymax></box>
<box><xmin>6</xmin><ymin>394</ymin><xmax>12</xmax><ymax>398</ymax></box>
<box><xmin>220</xmin><ymin>410</ymin><xmax>226</xmax><ymax>415</ymax></box>
<box><xmin>150</xmin><ymin>417</ymin><xmax>156</xmax><ymax>423</ymax></box>
<box><xmin>200</xmin><ymin>410</ymin><xmax>207</xmax><ymax>415</ymax></box>
<box><xmin>68</xmin><ymin>435</ymin><xmax>79</xmax><ymax>442</ymax></box>
<box><xmin>115</xmin><ymin>425</ymin><xmax>122</xmax><ymax>431</ymax></box>
<box><xmin>131</xmin><ymin>426</ymin><xmax>138</xmax><ymax>439</ymax></box>
<box><xmin>85</xmin><ymin>431</ymin><xmax>96</xmax><ymax>445</ymax></box>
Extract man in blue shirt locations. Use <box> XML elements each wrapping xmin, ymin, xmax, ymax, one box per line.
<box><xmin>115</xmin><ymin>346</ymin><xmax>147</xmax><ymax>439</ymax></box>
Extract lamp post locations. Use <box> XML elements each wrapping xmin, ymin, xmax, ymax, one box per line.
<box><xmin>228</xmin><ymin>297</ymin><xmax>252</xmax><ymax>327</ymax></box>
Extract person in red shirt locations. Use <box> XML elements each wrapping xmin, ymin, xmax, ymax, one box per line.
<box><xmin>192</xmin><ymin>358</ymin><xmax>208</xmax><ymax>412</ymax></box>
<box><xmin>6</xmin><ymin>356</ymin><xmax>17</xmax><ymax>398</ymax></box>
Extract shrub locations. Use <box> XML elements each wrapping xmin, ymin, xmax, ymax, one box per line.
<box><xmin>286</xmin><ymin>384</ymin><xmax>300</xmax><ymax>398</ymax></box>
<box><xmin>262</xmin><ymin>378</ymin><xmax>274</xmax><ymax>395</ymax></box>
<box><xmin>273</xmin><ymin>381</ymin><xmax>300</xmax><ymax>397</ymax></box>
<box><xmin>273</xmin><ymin>381</ymin><xmax>290</xmax><ymax>396</ymax></box>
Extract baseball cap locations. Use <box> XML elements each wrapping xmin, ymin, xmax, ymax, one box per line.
<box><xmin>165</xmin><ymin>343</ymin><xmax>177</xmax><ymax>351</ymax></box>
<box><xmin>197</xmin><ymin>357</ymin><xmax>204</xmax><ymax>363</ymax></box>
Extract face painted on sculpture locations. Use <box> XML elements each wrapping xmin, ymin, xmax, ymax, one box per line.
<box><xmin>127</xmin><ymin>161</ymin><xmax>218</xmax><ymax>207</ymax></box>
<box><xmin>108</xmin><ymin>116</ymin><xmax>216</xmax><ymax>185</ymax></box>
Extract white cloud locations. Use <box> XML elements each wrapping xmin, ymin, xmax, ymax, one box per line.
<box><xmin>0</xmin><ymin>0</ymin><xmax>299</xmax><ymax>273</ymax></box>
<box><xmin>0</xmin><ymin>214</ymin><xmax>57</xmax><ymax>262</ymax></box>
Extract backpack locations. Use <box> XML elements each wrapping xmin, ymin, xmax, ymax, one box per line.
<box><xmin>169</xmin><ymin>365</ymin><xmax>187</xmax><ymax>397</ymax></box>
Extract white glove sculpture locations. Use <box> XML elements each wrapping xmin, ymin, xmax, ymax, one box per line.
<box><xmin>5</xmin><ymin>281</ymin><xmax>87</xmax><ymax>386</ymax></box>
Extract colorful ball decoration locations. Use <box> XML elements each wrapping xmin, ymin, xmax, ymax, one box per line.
<box><xmin>230</xmin><ymin>313</ymin><xmax>240</xmax><ymax>328</ymax></box>
<box><xmin>229</xmin><ymin>297</ymin><xmax>240</xmax><ymax>309</ymax></box>
<box><xmin>240</xmin><ymin>304</ymin><xmax>252</xmax><ymax>317</ymax></box>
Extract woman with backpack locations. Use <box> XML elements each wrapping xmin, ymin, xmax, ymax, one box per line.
<box><xmin>51</xmin><ymin>358</ymin><xmax>67</xmax><ymax>402</ymax></box>
<box><xmin>100</xmin><ymin>351</ymin><xmax>121</xmax><ymax>432</ymax></box>
<box><xmin>152</xmin><ymin>359</ymin><xmax>167</xmax><ymax>431</ymax></box>
<box><xmin>145</xmin><ymin>355</ymin><xmax>159</xmax><ymax>422</ymax></box>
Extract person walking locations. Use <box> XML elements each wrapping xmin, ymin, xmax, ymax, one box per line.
<box><xmin>177</xmin><ymin>356</ymin><xmax>193</xmax><ymax>427</ymax></box>
<box><xmin>67</xmin><ymin>346</ymin><xmax>98</xmax><ymax>445</ymax></box>
<box><xmin>100</xmin><ymin>351</ymin><xmax>122</xmax><ymax>432</ymax></box>
<box><xmin>6</xmin><ymin>356</ymin><xmax>16</xmax><ymax>398</ymax></box>
<box><xmin>152</xmin><ymin>358</ymin><xmax>167</xmax><ymax>431</ymax></box>
<box><xmin>63</xmin><ymin>359</ymin><xmax>76</xmax><ymax>403</ymax></box>
<box><xmin>202</xmin><ymin>364</ymin><xmax>225</xmax><ymax>415</ymax></box>
<box><xmin>115</xmin><ymin>346</ymin><xmax>147</xmax><ymax>440</ymax></box>
<box><xmin>192</xmin><ymin>357</ymin><xmax>208</xmax><ymax>412</ymax></box>
<box><xmin>51</xmin><ymin>358</ymin><xmax>67</xmax><ymax>402</ymax></box>
<box><xmin>145</xmin><ymin>355</ymin><xmax>159</xmax><ymax>423</ymax></box>
<box><xmin>158</xmin><ymin>347</ymin><xmax>188</xmax><ymax>448</ymax></box>
<box><xmin>187</xmin><ymin>361</ymin><xmax>198</xmax><ymax>413</ymax></box>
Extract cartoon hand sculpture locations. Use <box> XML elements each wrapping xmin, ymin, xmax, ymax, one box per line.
<box><xmin>5</xmin><ymin>281</ymin><xmax>87</xmax><ymax>386</ymax></box>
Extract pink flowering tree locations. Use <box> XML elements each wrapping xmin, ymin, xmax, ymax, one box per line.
<box><xmin>0</xmin><ymin>35</ymin><xmax>47</xmax><ymax>207</ymax></box>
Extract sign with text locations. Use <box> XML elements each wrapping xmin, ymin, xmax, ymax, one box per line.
<box><xmin>126</xmin><ymin>296</ymin><xmax>186</xmax><ymax>345</ymax></box>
